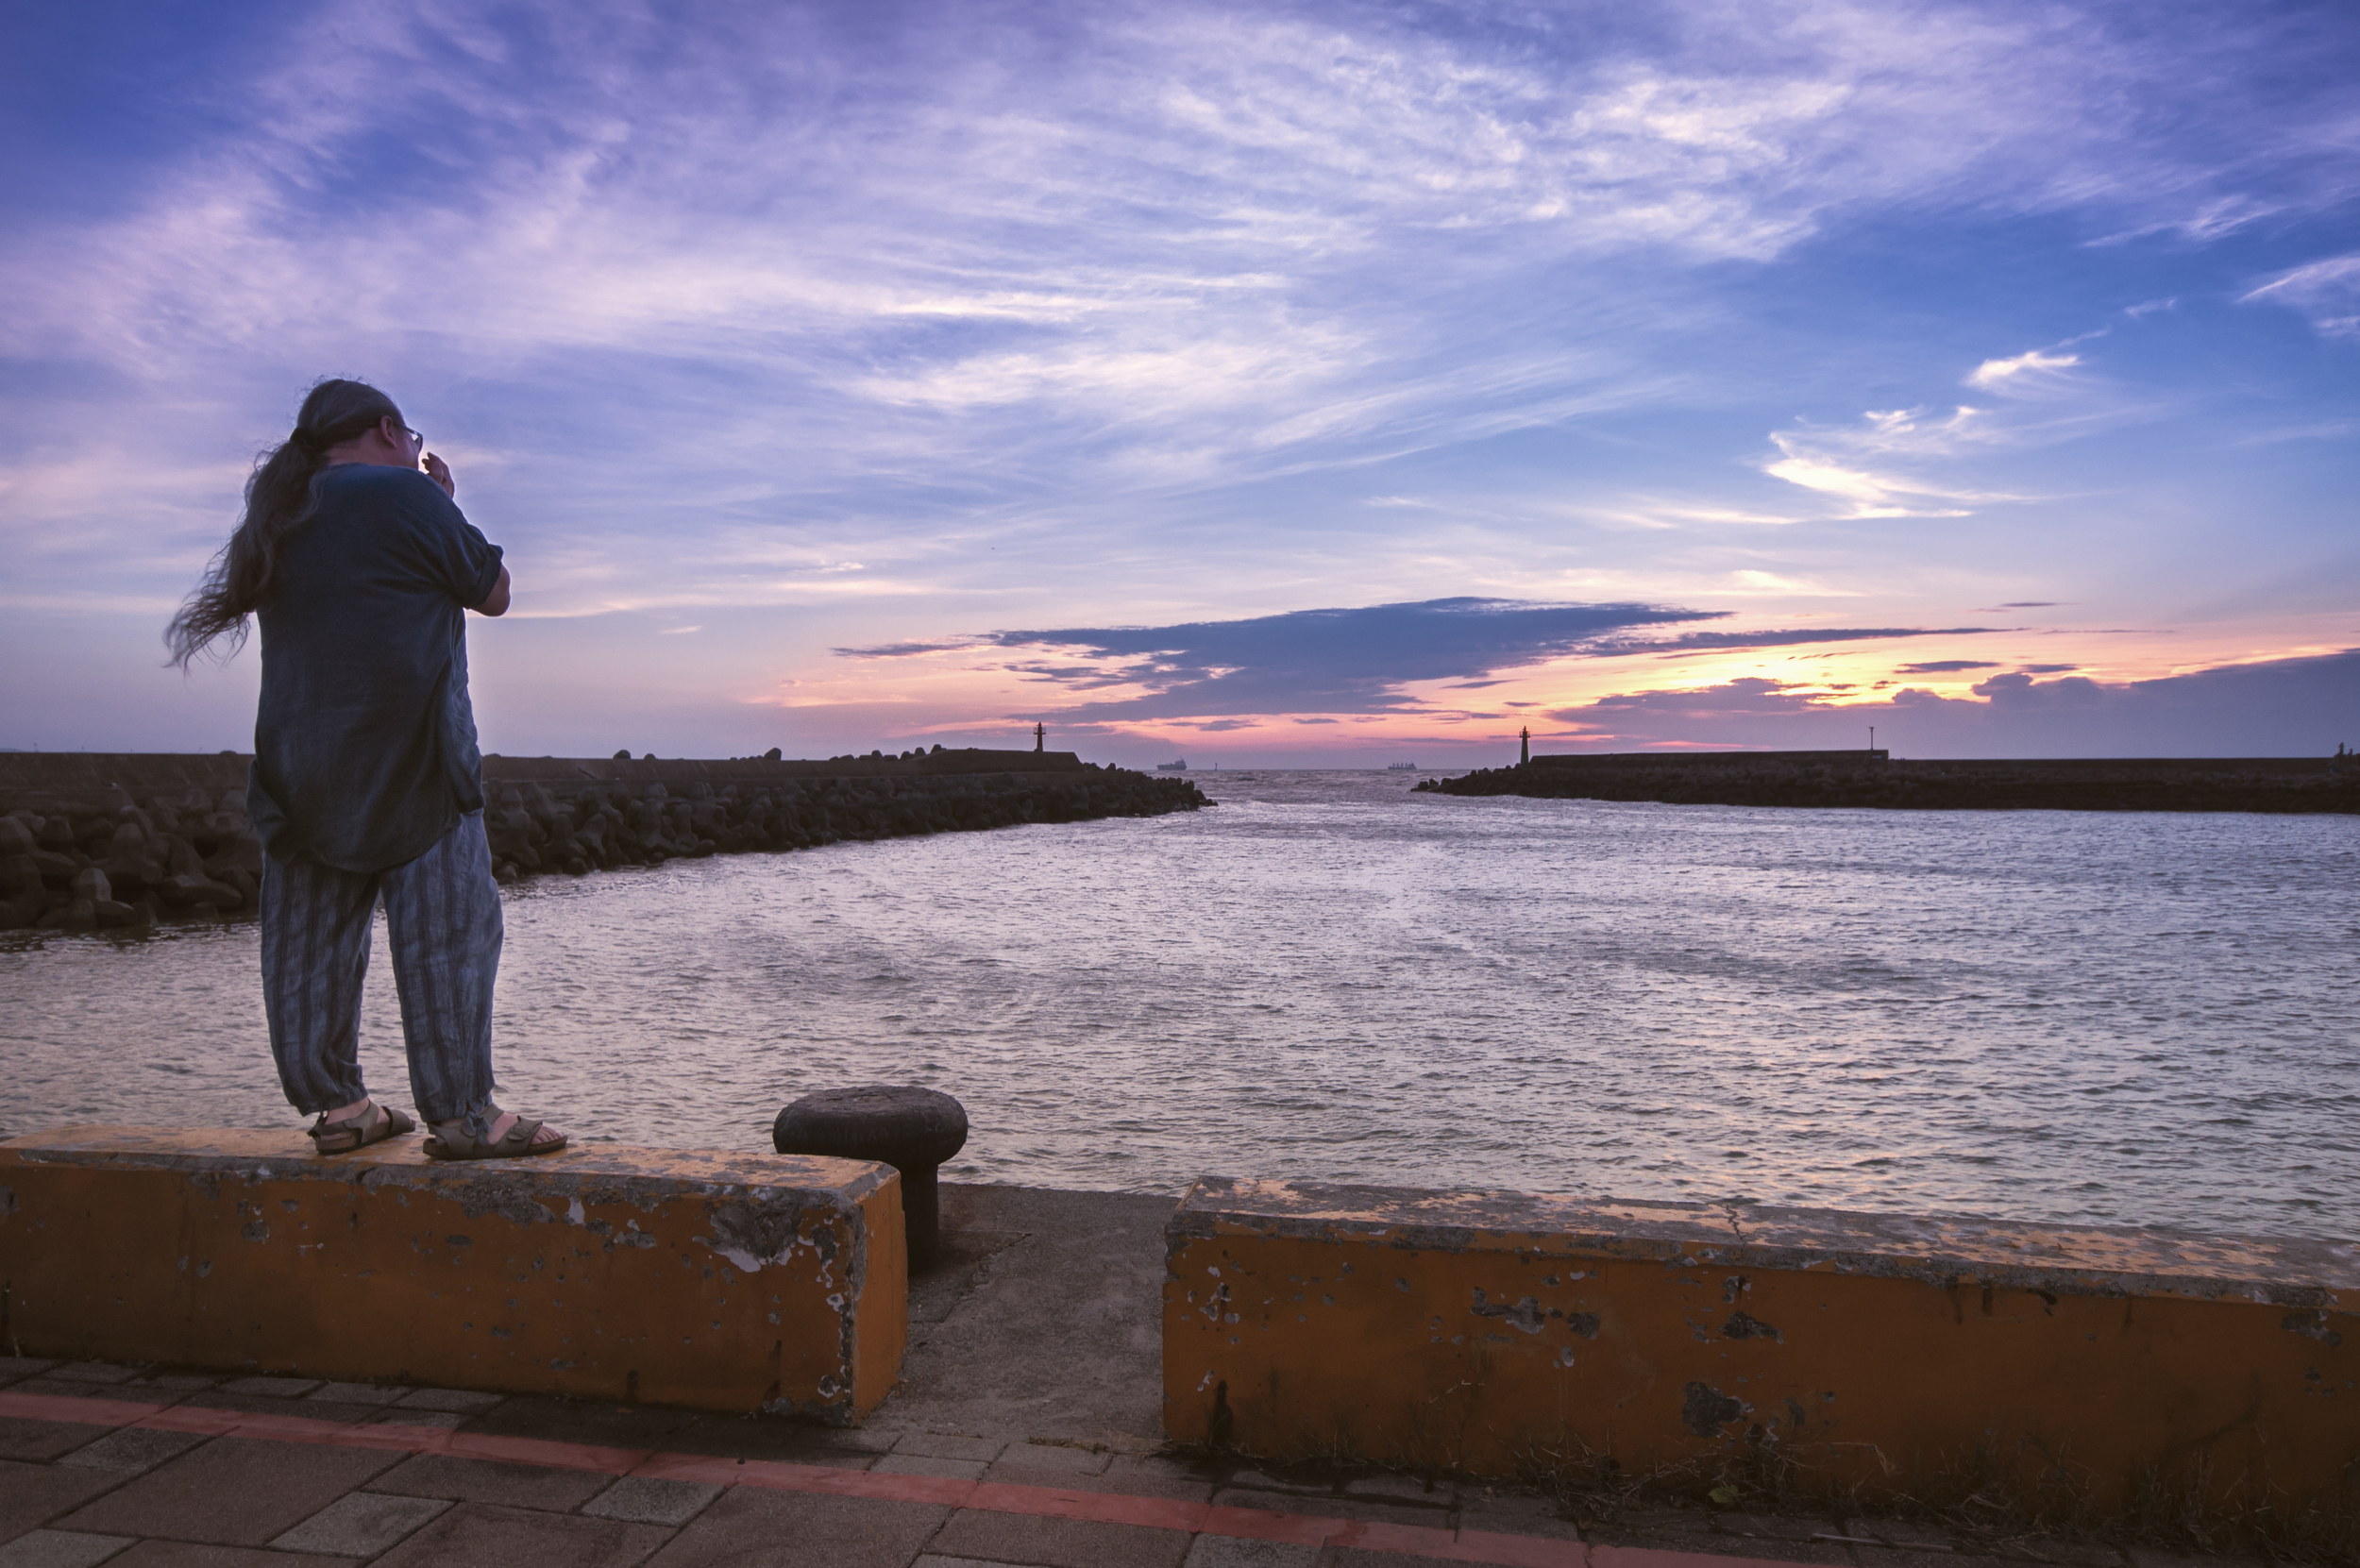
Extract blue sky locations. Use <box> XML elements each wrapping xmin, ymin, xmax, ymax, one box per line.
<box><xmin>3</xmin><ymin>0</ymin><xmax>2354</xmax><ymax>765</ymax></box>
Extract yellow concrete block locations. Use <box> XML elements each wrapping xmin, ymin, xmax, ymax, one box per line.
<box><xmin>1164</xmin><ymin>1178</ymin><xmax>2359</xmax><ymax>1503</ymax></box>
<box><xmin>0</xmin><ymin>1127</ymin><xmax>905</xmax><ymax>1421</ymax></box>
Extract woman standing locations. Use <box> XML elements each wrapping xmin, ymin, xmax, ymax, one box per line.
<box><xmin>167</xmin><ymin>379</ymin><xmax>565</xmax><ymax>1160</ymax></box>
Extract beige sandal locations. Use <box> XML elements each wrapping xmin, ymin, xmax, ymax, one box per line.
<box><xmin>423</xmin><ymin>1114</ymin><xmax>567</xmax><ymax>1161</ymax></box>
<box><xmin>307</xmin><ymin>1100</ymin><xmax>415</xmax><ymax>1155</ymax></box>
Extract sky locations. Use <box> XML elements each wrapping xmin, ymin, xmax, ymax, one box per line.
<box><xmin>2</xmin><ymin>0</ymin><xmax>2354</xmax><ymax>767</ymax></box>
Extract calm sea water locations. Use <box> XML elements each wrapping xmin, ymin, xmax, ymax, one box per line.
<box><xmin>6</xmin><ymin>769</ymin><xmax>2355</xmax><ymax>1239</ymax></box>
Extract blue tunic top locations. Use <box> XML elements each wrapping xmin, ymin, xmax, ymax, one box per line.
<box><xmin>247</xmin><ymin>464</ymin><xmax>505</xmax><ymax>873</ymax></box>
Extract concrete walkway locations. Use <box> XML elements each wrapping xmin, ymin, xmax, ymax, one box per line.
<box><xmin>0</xmin><ymin>1186</ymin><xmax>2244</xmax><ymax>1568</ymax></box>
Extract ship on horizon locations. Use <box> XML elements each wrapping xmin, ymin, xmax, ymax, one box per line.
<box><xmin>1386</xmin><ymin>762</ymin><xmax>1417</xmax><ymax>771</ymax></box>
<box><xmin>1155</xmin><ymin>759</ymin><xmax>1188</xmax><ymax>771</ymax></box>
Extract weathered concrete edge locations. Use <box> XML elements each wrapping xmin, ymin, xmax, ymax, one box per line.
<box><xmin>1171</xmin><ymin>1176</ymin><xmax>2360</xmax><ymax>1309</ymax></box>
<box><xmin>0</xmin><ymin>1128</ymin><xmax>899</xmax><ymax>1218</ymax></box>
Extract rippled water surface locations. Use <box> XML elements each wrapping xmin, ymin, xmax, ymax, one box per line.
<box><xmin>7</xmin><ymin>770</ymin><xmax>2356</xmax><ymax>1237</ymax></box>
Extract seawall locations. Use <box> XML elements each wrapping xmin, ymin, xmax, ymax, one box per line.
<box><xmin>0</xmin><ymin>750</ymin><xmax>1208</xmax><ymax>935</ymax></box>
<box><xmin>1165</xmin><ymin>1176</ymin><xmax>2360</xmax><ymax>1517</ymax></box>
<box><xmin>1421</xmin><ymin>754</ymin><xmax>2358</xmax><ymax>813</ymax></box>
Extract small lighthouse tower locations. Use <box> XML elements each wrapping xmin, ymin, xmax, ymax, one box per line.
<box><xmin>1519</xmin><ymin>725</ymin><xmax>1530</xmax><ymax>766</ymax></box>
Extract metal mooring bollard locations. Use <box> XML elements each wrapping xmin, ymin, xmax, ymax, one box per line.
<box><xmin>771</xmin><ymin>1085</ymin><xmax>969</xmax><ymax>1270</ymax></box>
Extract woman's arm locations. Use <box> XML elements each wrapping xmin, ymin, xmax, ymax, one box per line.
<box><xmin>474</xmin><ymin>566</ymin><xmax>512</xmax><ymax>617</ymax></box>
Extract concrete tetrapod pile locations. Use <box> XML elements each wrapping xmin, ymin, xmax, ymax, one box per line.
<box><xmin>0</xmin><ymin>750</ymin><xmax>1210</xmax><ymax>934</ymax></box>
<box><xmin>475</xmin><ymin>753</ymin><xmax>1208</xmax><ymax>887</ymax></box>
<box><xmin>0</xmin><ymin>784</ymin><xmax>260</xmax><ymax>935</ymax></box>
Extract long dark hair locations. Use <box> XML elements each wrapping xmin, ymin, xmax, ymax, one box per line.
<box><xmin>165</xmin><ymin>378</ymin><xmax>404</xmax><ymax>666</ymax></box>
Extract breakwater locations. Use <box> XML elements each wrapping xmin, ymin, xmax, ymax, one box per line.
<box><xmin>1419</xmin><ymin>751</ymin><xmax>2359</xmax><ymax>813</ymax></box>
<box><xmin>0</xmin><ymin>749</ymin><xmax>1208</xmax><ymax>934</ymax></box>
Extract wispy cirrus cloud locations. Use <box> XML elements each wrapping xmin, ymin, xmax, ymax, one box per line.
<box><xmin>1759</xmin><ymin>329</ymin><xmax>2145</xmax><ymax>516</ymax></box>
<box><xmin>2242</xmin><ymin>253</ymin><xmax>2360</xmax><ymax>341</ymax></box>
<box><xmin>1964</xmin><ymin>348</ymin><xmax>2083</xmax><ymax>392</ymax></box>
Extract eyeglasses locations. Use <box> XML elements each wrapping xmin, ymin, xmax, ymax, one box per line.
<box><xmin>399</xmin><ymin>425</ymin><xmax>425</xmax><ymax>449</ymax></box>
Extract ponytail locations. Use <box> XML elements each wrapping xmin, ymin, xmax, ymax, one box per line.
<box><xmin>166</xmin><ymin>378</ymin><xmax>403</xmax><ymax>667</ymax></box>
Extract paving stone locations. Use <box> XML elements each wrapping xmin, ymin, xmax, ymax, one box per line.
<box><xmin>116</xmin><ymin>1376</ymin><xmax>218</xmax><ymax>1395</ymax></box>
<box><xmin>1312</xmin><ymin>1547</ymin><xmax>1471</xmax><ymax>1568</ymax></box>
<box><xmin>1340</xmin><ymin>1475</ymin><xmax>1452</xmax><ymax>1506</ymax></box>
<box><xmin>1452</xmin><ymin>1492</ymin><xmax>1584</xmax><ymax>1543</ymax></box>
<box><xmin>41</xmin><ymin>1369</ymin><xmax>138</xmax><ymax>1389</ymax></box>
<box><xmin>0</xmin><ymin>1463</ymin><xmax>121</xmax><ymax>1543</ymax></box>
<box><xmin>929</xmin><ymin>1508</ymin><xmax>1194</xmax><ymax>1568</ymax></box>
<box><xmin>1226</xmin><ymin>1469</ymin><xmax>1332</xmax><ymax>1497</ymax></box>
<box><xmin>305</xmin><ymin>1384</ymin><xmax>405</xmax><ymax>1407</ymax></box>
<box><xmin>214</xmin><ymin>1377</ymin><xmax>317</xmax><ymax>1399</ymax></box>
<box><xmin>56</xmin><ymin>1429</ymin><xmax>210</xmax><ymax>1476</ymax></box>
<box><xmin>1070</xmin><ymin>1458</ymin><xmax>1220</xmax><ymax>1503</ymax></box>
<box><xmin>641</xmin><ymin>1487</ymin><xmax>950</xmax><ymax>1568</ymax></box>
<box><xmin>1670</xmin><ymin>1536</ymin><xmax>1853</xmax><ymax>1564</ymax></box>
<box><xmin>582</xmin><ymin>1477</ymin><xmax>723</xmax><ymax>1527</ymax></box>
<box><xmin>1844</xmin><ymin>1519</ymin><xmax>1965</xmax><ymax>1551</ymax></box>
<box><xmin>53</xmin><ymin>1436</ymin><xmax>403</xmax><ymax>1545</ymax></box>
<box><xmin>168</xmin><ymin>1393</ymin><xmax>378</xmax><ymax>1427</ymax></box>
<box><xmin>985</xmin><ymin>1442</ymin><xmax>1113</xmax><ymax>1478</ymax></box>
<box><xmin>370</xmin><ymin>1502</ymin><xmax>669</xmax><ymax>1568</ymax></box>
<box><xmin>0</xmin><ymin>1530</ymin><xmax>134</xmax><ymax>1568</ymax></box>
<box><xmin>391</xmin><ymin>1388</ymin><xmax>504</xmax><ymax>1414</ymax></box>
<box><xmin>1849</xmin><ymin>1553</ymin><xmax>2022</xmax><ymax>1568</ymax></box>
<box><xmin>874</xmin><ymin>1454</ymin><xmax>987</xmax><ymax>1481</ymax></box>
<box><xmin>1212</xmin><ymin>1491</ymin><xmax>1453</xmax><ymax>1532</ymax></box>
<box><xmin>365</xmin><ymin>1453</ymin><xmax>615</xmax><ymax>1510</ymax></box>
<box><xmin>0</xmin><ymin>1422</ymin><xmax>115</xmax><ymax>1466</ymax></box>
<box><xmin>1713</xmin><ymin>1513</ymin><xmax>1844</xmax><ymax>1542</ymax></box>
<box><xmin>0</xmin><ymin>1362</ymin><xmax>61</xmax><ymax>1386</ymax></box>
<box><xmin>656</xmin><ymin>1418</ymin><xmax>883</xmax><ymax>1466</ymax></box>
<box><xmin>2123</xmin><ymin>1551</ymin><xmax>2250</xmax><ymax>1568</ymax></box>
<box><xmin>894</xmin><ymin>1433</ymin><xmax>1006</xmax><ymax>1462</ymax></box>
<box><xmin>1184</xmin><ymin>1539</ymin><xmax>1322</xmax><ymax>1568</ymax></box>
<box><xmin>108</xmin><ymin>1543</ymin><xmax>370</xmax><ymax>1566</ymax></box>
<box><xmin>1587</xmin><ymin>1506</ymin><xmax>1722</xmax><ymax>1547</ymax></box>
<box><xmin>3</xmin><ymin>1387</ymin><xmax>139</xmax><ymax>1407</ymax></box>
<box><xmin>794</xmin><ymin>1425</ymin><xmax>902</xmax><ymax>1455</ymax></box>
<box><xmin>451</xmin><ymin>1395</ymin><xmax>698</xmax><ymax>1450</ymax></box>
<box><xmin>269</xmin><ymin>1492</ymin><xmax>450</xmax><ymax>1557</ymax></box>
<box><xmin>2010</xmin><ymin>1543</ymin><xmax>2130</xmax><ymax>1567</ymax></box>
<box><xmin>910</xmin><ymin>1559</ymin><xmax>1006</xmax><ymax>1568</ymax></box>
<box><xmin>362</xmin><ymin>1411</ymin><xmax>466</xmax><ymax>1431</ymax></box>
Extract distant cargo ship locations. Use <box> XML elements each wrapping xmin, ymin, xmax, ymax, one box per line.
<box><xmin>1155</xmin><ymin>759</ymin><xmax>1188</xmax><ymax>772</ymax></box>
<box><xmin>1386</xmin><ymin>762</ymin><xmax>1417</xmax><ymax>771</ymax></box>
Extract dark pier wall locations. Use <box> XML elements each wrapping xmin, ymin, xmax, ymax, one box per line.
<box><xmin>0</xmin><ymin>750</ymin><xmax>1207</xmax><ymax>935</ymax></box>
<box><xmin>1422</xmin><ymin>751</ymin><xmax>2358</xmax><ymax>813</ymax></box>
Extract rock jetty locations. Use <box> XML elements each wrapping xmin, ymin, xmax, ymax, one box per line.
<box><xmin>0</xmin><ymin>749</ymin><xmax>1208</xmax><ymax>935</ymax></box>
<box><xmin>1418</xmin><ymin>751</ymin><xmax>2360</xmax><ymax>813</ymax></box>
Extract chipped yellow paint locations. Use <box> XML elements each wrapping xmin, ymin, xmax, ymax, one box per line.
<box><xmin>1164</xmin><ymin>1178</ymin><xmax>2360</xmax><ymax>1500</ymax></box>
<box><xmin>0</xmin><ymin>1127</ymin><xmax>907</xmax><ymax>1421</ymax></box>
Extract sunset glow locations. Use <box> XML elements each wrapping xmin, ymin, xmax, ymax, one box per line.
<box><xmin>3</xmin><ymin>1</ymin><xmax>2352</xmax><ymax>763</ymax></box>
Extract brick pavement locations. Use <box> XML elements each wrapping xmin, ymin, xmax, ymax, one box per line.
<box><xmin>0</xmin><ymin>1357</ymin><xmax>2232</xmax><ymax>1568</ymax></box>
<box><xmin>0</xmin><ymin>1187</ymin><xmax>2269</xmax><ymax>1568</ymax></box>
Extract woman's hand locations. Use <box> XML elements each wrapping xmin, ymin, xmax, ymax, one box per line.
<box><xmin>423</xmin><ymin>450</ymin><xmax>456</xmax><ymax>499</ymax></box>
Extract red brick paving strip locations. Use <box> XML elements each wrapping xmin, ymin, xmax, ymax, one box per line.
<box><xmin>2</xmin><ymin>1388</ymin><xmax>1757</xmax><ymax>1568</ymax></box>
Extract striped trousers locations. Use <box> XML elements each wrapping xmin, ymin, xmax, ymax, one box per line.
<box><xmin>261</xmin><ymin>811</ymin><xmax>501</xmax><ymax>1125</ymax></box>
